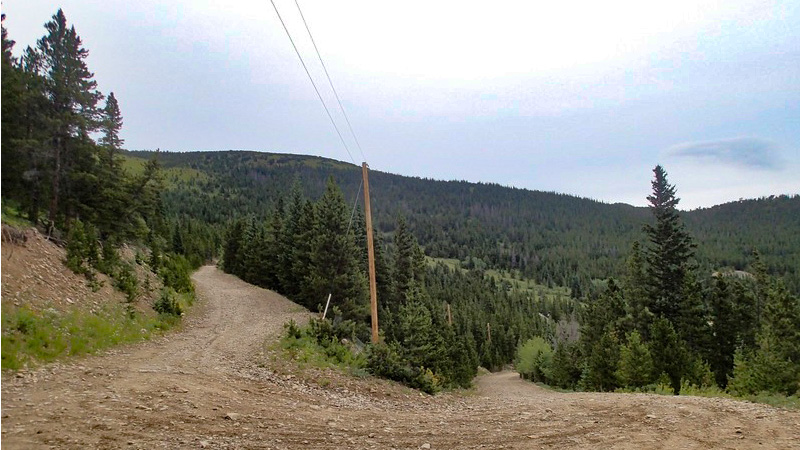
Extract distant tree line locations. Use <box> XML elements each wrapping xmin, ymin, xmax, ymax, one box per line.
<box><xmin>124</xmin><ymin>150</ymin><xmax>800</xmax><ymax>296</ymax></box>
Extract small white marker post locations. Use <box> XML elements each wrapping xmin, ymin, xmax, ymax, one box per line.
<box><xmin>322</xmin><ymin>293</ymin><xmax>332</xmax><ymax>320</ymax></box>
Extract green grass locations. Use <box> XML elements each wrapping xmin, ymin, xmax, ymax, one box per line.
<box><xmin>1</xmin><ymin>302</ymin><xmax>178</xmax><ymax>370</ymax></box>
<box><xmin>427</xmin><ymin>256</ymin><xmax>570</xmax><ymax>302</ymax></box>
<box><xmin>1</xmin><ymin>201</ymin><xmax>34</xmax><ymax>228</ymax></box>
<box><xmin>279</xmin><ymin>330</ymin><xmax>366</xmax><ymax>374</ymax></box>
<box><xmin>120</xmin><ymin>155</ymin><xmax>148</xmax><ymax>176</ymax></box>
<box><xmin>120</xmin><ymin>155</ymin><xmax>209</xmax><ymax>184</ymax></box>
<box><xmin>534</xmin><ymin>379</ymin><xmax>800</xmax><ymax>410</ymax></box>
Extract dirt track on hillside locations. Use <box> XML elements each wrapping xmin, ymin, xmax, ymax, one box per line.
<box><xmin>3</xmin><ymin>266</ymin><xmax>799</xmax><ymax>449</ymax></box>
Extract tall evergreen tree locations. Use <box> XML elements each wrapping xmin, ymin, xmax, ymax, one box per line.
<box><xmin>304</xmin><ymin>177</ymin><xmax>368</xmax><ymax>322</ymax></box>
<box><xmin>33</xmin><ymin>9</ymin><xmax>104</xmax><ymax>225</ymax></box>
<box><xmin>643</xmin><ymin>165</ymin><xmax>696</xmax><ymax>322</ymax></box>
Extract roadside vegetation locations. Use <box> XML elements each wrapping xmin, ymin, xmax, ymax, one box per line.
<box><xmin>1</xmin><ymin>302</ymin><xmax>179</xmax><ymax>371</ymax></box>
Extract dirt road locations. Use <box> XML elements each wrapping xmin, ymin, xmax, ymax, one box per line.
<box><xmin>3</xmin><ymin>266</ymin><xmax>799</xmax><ymax>449</ymax></box>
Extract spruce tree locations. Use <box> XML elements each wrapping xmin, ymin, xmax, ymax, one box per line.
<box><xmin>643</xmin><ymin>165</ymin><xmax>696</xmax><ymax>323</ymax></box>
<box><xmin>616</xmin><ymin>330</ymin><xmax>654</xmax><ymax>388</ymax></box>
<box><xmin>304</xmin><ymin>177</ymin><xmax>368</xmax><ymax>321</ymax></box>
<box><xmin>622</xmin><ymin>241</ymin><xmax>654</xmax><ymax>338</ymax></box>
<box><xmin>708</xmin><ymin>276</ymin><xmax>737</xmax><ymax>387</ymax></box>
<box><xmin>33</xmin><ymin>9</ymin><xmax>103</xmax><ymax>225</ymax></box>
<box><xmin>649</xmin><ymin>317</ymin><xmax>687</xmax><ymax>394</ymax></box>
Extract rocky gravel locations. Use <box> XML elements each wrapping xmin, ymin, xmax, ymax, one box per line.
<box><xmin>2</xmin><ymin>266</ymin><xmax>799</xmax><ymax>449</ymax></box>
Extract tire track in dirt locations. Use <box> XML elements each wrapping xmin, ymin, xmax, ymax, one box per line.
<box><xmin>3</xmin><ymin>266</ymin><xmax>799</xmax><ymax>449</ymax></box>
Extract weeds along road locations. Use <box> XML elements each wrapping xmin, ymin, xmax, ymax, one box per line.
<box><xmin>2</xmin><ymin>266</ymin><xmax>799</xmax><ymax>449</ymax></box>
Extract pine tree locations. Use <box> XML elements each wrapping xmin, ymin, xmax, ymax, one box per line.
<box><xmin>622</xmin><ymin>241</ymin><xmax>653</xmax><ymax>338</ymax></box>
<box><xmin>304</xmin><ymin>177</ymin><xmax>368</xmax><ymax>321</ymax></box>
<box><xmin>33</xmin><ymin>9</ymin><xmax>104</xmax><ymax>225</ymax></box>
<box><xmin>643</xmin><ymin>165</ymin><xmax>696</xmax><ymax>324</ymax></box>
<box><xmin>616</xmin><ymin>330</ymin><xmax>654</xmax><ymax>388</ymax></box>
<box><xmin>649</xmin><ymin>317</ymin><xmax>687</xmax><ymax>394</ymax></box>
<box><xmin>708</xmin><ymin>276</ymin><xmax>737</xmax><ymax>387</ymax></box>
<box><xmin>582</xmin><ymin>329</ymin><xmax>620</xmax><ymax>392</ymax></box>
<box><xmin>222</xmin><ymin>219</ymin><xmax>245</xmax><ymax>276</ymax></box>
<box><xmin>99</xmin><ymin>92</ymin><xmax>123</xmax><ymax>153</ymax></box>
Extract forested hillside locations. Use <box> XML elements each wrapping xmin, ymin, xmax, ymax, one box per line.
<box><xmin>124</xmin><ymin>149</ymin><xmax>800</xmax><ymax>294</ymax></box>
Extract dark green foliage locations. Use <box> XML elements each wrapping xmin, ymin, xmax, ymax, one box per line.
<box><xmin>159</xmin><ymin>254</ymin><xmax>194</xmax><ymax>294</ymax></box>
<box><xmin>65</xmin><ymin>219</ymin><xmax>98</xmax><ymax>276</ymax></box>
<box><xmin>643</xmin><ymin>166</ymin><xmax>700</xmax><ymax>345</ymax></box>
<box><xmin>616</xmin><ymin>331</ymin><xmax>654</xmax><ymax>388</ymax></box>
<box><xmin>729</xmin><ymin>277</ymin><xmax>800</xmax><ymax>396</ymax></box>
<box><xmin>154</xmin><ymin>288</ymin><xmax>183</xmax><ymax>317</ymax></box>
<box><xmin>114</xmin><ymin>263</ymin><xmax>138</xmax><ymax>304</ymax></box>
<box><xmin>708</xmin><ymin>276</ymin><xmax>739</xmax><ymax>387</ymax></box>
<box><xmin>366</xmin><ymin>342</ymin><xmax>407</xmax><ymax>381</ymax></box>
<box><xmin>581</xmin><ymin>329</ymin><xmax>620</xmax><ymax>392</ymax></box>
<box><xmin>283</xmin><ymin>319</ymin><xmax>303</xmax><ymax>340</ymax></box>
<box><xmin>365</xmin><ymin>342</ymin><xmax>441</xmax><ymax>394</ymax></box>
<box><xmin>649</xmin><ymin>317</ymin><xmax>687</xmax><ymax>394</ymax></box>
<box><xmin>303</xmin><ymin>178</ymin><xmax>368</xmax><ymax>321</ymax></box>
<box><xmin>548</xmin><ymin>341</ymin><xmax>582</xmax><ymax>389</ymax></box>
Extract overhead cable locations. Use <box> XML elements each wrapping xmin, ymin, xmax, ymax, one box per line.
<box><xmin>269</xmin><ymin>0</ymin><xmax>356</xmax><ymax>165</ymax></box>
<box><xmin>294</xmin><ymin>0</ymin><xmax>367</xmax><ymax>163</ymax></box>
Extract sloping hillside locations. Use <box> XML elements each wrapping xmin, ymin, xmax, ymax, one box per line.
<box><xmin>1</xmin><ymin>224</ymin><xmax>166</xmax><ymax>370</ymax></box>
<box><xmin>124</xmin><ymin>150</ymin><xmax>800</xmax><ymax>293</ymax></box>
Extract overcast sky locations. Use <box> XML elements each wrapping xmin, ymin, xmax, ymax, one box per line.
<box><xmin>4</xmin><ymin>0</ymin><xmax>799</xmax><ymax>209</ymax></box>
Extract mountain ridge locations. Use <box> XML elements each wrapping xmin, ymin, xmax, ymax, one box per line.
<box><xmin>123</xmin><ymin>149</ymin><xmax>800</xmax><ymax>293</ymax></box>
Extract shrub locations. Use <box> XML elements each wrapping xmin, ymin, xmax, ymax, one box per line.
<box><xmin>409</xmin><ymin>367</ymin><xmax>441</xmax><ymax>394</ymax></box>
<box><xmin>516</xmin><ymin>336</ymin><xmax>553</xmax><ymax>383</ymax></box>
<box><xmin>154</xmin><ymin>288</ymin><xmax>183</xmax><ymax>316</ymax></box>
<box><xmin>284</xmin><ymin>319</ymin><xmax>303</xmax><ymax>339</ymax></box>
<box><xmin>366</xmin><ymin>342</ymin><xmax>408</xmax><ymax>381</ymax></box>
<box><xmin>114</xmin><ymin>263</ymin><xmax>139</xmax><ymax>304</ymax></box>
<box><xmin>159</xmin><ymin>253</ymin><xmax>194</xmax><ymax>294</ymax></box>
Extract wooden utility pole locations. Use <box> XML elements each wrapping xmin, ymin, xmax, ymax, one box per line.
<box><xmin>362</xmin><ymin>162</ymin><xmax>379</xmax><ymax>343</ymax></box>
<box><xmin>487</xmin><ymin>322</ymin><xmax>492</xmax><ymax>342</ymax></box>
<box><xmin>446</xmin><ymin>303</ymin><xmax>452</xmax><ymax>326</ymax></box>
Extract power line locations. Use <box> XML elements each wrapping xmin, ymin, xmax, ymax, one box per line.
<box><xmin>294</xmin><ymin>0</ymin><xmax>367</xmax><ymax>163</ymax></box>
<box><xmin>345</xmin><ymin>178</ymin><xmax>364</xmax><ymax>237</ymax></box>
<box><xmin>269</xmin><ymin>0</ymin><xmax>356</xmax><ymax>165</ymax></box>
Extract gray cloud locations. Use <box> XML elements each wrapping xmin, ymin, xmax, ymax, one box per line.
<box><xmin>666</xmin><ymin>137</ymin><xmax>784</xmax><ymax>170</ymax></box>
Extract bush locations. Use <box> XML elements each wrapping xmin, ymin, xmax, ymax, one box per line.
<box><xmin>409</xmin><ymin>367</ymin><xmax>441</xmax><ymax>394</ymax></box>
<box><xmin>159</xmin><ymin>253</ymin><xmax>194</xmax><ymax>294</ymax></box>
<box><xmin>516</xmin><ymin>336</ymin><xmax>553</xmax><ymax>383</ymax></box>
<box><xmin>154</xmin><ymin>288</ymin><xmax>183</xmax><ymax>316</ymax></box>
<box><xmin>114</xmin><ymin>263</ymin><xmax>139</xmax><ymax>304</ymax></box>
<box><xmin>308</xmin><ymin>317</ymin><xmax>357</xmax><ymax>344</ymax></box>
<box><xmin>365</xmin><ymin>342</ymin><xmax>441</xmax><ymax>394</ymax></box>
<box><xmin>727</xmin><ymin>347</ymin><xmax>798</xmax><ymax>397</ymax></box>
<box><xmin>65</xmin><ymin>219</ymin><xmax>97</xmax><ymax>276</ymax></box>
<box><xmin>366</xmin><ymin>342</ymin><xmax>408</xmax><ymax>381</ymax></box>
<box><xmin>549</xmin><ymin>341</ymin><xmax>583</xmax><ymax>389</ymax></box>
<box><xmin>284</xmin><ymin>319</ymin><xmax>303</xmax><ymax>339</ymax></box>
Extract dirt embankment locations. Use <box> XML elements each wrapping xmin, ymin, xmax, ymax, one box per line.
<box><xmin>1</xmin><ymin>226</ymin><xmax>162</xmax><ymax>314</ymax></box>
<box><xmin>2</xmin><ymin>266</ymin><xmax>799</xmax><ymax>449</ymax></box>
